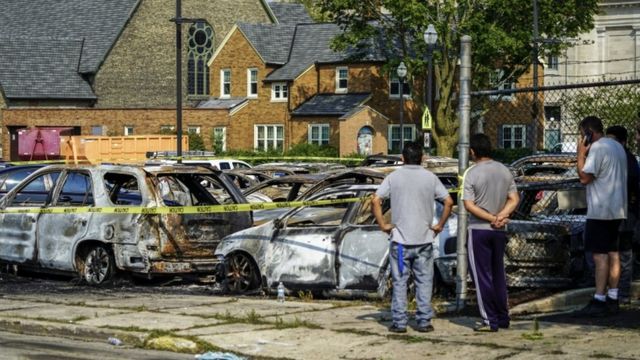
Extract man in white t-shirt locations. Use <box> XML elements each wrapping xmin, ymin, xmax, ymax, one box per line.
<box><xmin>577</xmin><ymin>116</ymin><xmax>627</xmax><ymax>317</ymax></box>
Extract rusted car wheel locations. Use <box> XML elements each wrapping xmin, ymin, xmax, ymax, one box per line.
<box><xmin>224</xmin><ymin>252</ymin><xmax>259</xmax><ymax>294</ymax></box>
<box><xmin>83</xmin><ymin>245</ymin><xmax>115</xmax><ymax>286</ymax></box>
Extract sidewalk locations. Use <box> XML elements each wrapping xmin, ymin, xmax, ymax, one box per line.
<box><xmin>1</xmin><ymin>285</ymin><xmax>639</xmax><ymax>359</ymax></box>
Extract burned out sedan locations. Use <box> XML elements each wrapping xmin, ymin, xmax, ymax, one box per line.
<box><xmin>215</xmin><ymin>184</ymin><xmax>457</xmax><ymax>296</ymax></box>
<box><xmin>435</xmin><ymin>178</ymin><xmax>587</xmax><ymax>288</ymax></box>
<box><xmin>0</xmin><ymin>164</ymin><xmax>251</xmax><ymax>285</ymax></box>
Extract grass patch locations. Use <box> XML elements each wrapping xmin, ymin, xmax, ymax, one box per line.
<box><xmin>521</xmin><ymin>318</ymin><xmax>544</xmax><ymax>341</ymax></box>
<box><xmin>589</xmin><ymin>353</ymin><xmax>614</xmax><ymax>359</ymax></box>
<box><xmin>334</xmin><ymin>328</ymin><xmax>378</xmax><ymax>336</ymax></box>
<box><xmin>546</xmin><ymin>350</ymin><xmax>565</xmax><ymax>355</ymax></box>
<box><xmin>387</xmin><ymin>334</ymin><xmax>431</xmax><ymax>344</ymax></box>
<box><xmin>70</xmin><ymin>316</ymin><xmax>90</xmax><ymax>322</ymax></box>
<box><xmin>297</xmin><ymin>290</ymin><xmax>314</xmax><ymax>302</ymax></box>
<box><xmin>273</xmin><ymin>316</ymin><xmax>322</xmax><ymax>330</ymax></box>
<box><xmin>100</xmin><ymin>325</ymin><xmax>150</xmax><ymax>332</ymax></box>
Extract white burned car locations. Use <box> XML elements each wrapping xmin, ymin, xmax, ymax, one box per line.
<box><xmin>0</xmin><ymin>164</ymin><xmax>251</xmax><ymax>285</ymax></box>
<box><xmin>214</xmin><ymin>184</ymin><xmax>457</xmax><ymax>296</ymax></box>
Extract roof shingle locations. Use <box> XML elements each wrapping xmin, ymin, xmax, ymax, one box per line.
<box><xmin>291</xmin><ymin>93</ymin><xmax>371</xmax><ymax>117</ymax></box>
<box><xmin>0</xmin><ymin>36</ymin><xmax>96</xmax><ymax>100</ymax></box>
<box><xmin>268</xmin><ymin>2</ymin><xmax>314</xmax><ymax>25</ymax></box>
<box><xmin>237</xmin><ymin>23</ymin><xmax>296</xmax><ymax>65</ymax></box>
<box><xmin>0</xmin><ymin>0</ymin><xmax>139</xmax><ymax>74</ymax></box>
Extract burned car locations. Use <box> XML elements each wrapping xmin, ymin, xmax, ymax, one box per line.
<box><xmin>435</xmin><ymin>178</ymin><xmax>587</xmax><ymax>288</ymax></box>
<box><xmin>0</xmin><ymin>164</ymin><xmax>251</xmax><ymax>285</ymax></box>
<box><xmin>224</xmin><ymin>169</ymin><xmax>272</xmax><ymax>189</ymax></box>
<box><xmin>215</xmin><ymin>184</ymin><xmax>457</xmax><ymax>295</ymax></box>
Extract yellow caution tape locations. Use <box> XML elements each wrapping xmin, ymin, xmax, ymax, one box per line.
<box><xmin>4</xmin><ymin>156</ymin><xmax>365</xmax><ymax>166</ymax></box>
<box><xmin>0</xmin><ymin>197</ymin><xmax>363</xmax><ymax>215</ymax></box>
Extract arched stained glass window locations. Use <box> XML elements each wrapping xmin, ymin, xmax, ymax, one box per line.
<box><xmin>188</xmin><ymin>22</ymin><xmax>214</xmax><ymax>96</ymax></box>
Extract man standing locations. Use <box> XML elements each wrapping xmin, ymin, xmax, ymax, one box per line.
<box><xmin>577</xmin><ymin>116</ymin><xmax>627</xmax><ymax>316</ymax></box>
<box><xmin>372</xmin><ymin>141</ymin><xmax>453</xmax><ymax>333</ymax></box>
<box><xmin>462</xmin><ymin>134</ymin><xmax>519</xmax><ymax>332</ymax></box>
<box><xmin>605</xmin><ymin>125</ymin><xmax>638</xmax><ymax>305</ymax></box>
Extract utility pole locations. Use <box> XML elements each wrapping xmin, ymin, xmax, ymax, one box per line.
<box><xmin>531</xmin><ymin>0</ymin><xmax>540</xmax><ymax>151</ymax></box>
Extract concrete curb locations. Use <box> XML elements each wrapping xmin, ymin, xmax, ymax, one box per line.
<box><xmin>511</xmin><ymin>281</ymin><xmax>640</xmax><ymax>315</ymax></box>
<box><xmin>0</xmin><ymin>318</ymin><xmax>147</xmax><ymax>347</ymax></box>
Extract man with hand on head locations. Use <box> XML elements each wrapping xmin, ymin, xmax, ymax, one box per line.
<box><xmin>577</xmin><ymin>116</ymin><xmax>627</xmax><ymax>316</ymax></box>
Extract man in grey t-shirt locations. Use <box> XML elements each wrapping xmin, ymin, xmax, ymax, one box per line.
<box><xmin>372</xmin><ymin>142</ymin><xmax>453</xmax><ymax>333</ymax></box>
<box><xmin>462</xmin><ymin>134</ymin><xmax>519</xmax><ymax>332</ymax></box>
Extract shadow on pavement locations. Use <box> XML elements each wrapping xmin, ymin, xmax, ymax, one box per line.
<box><xmin>537</xmin><ymin>304</ymin><xmax>640</xmax><ymax>330</ymax></box>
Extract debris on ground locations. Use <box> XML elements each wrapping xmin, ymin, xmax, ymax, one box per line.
<box><xmin>195</xmin><ymin>351</ymin><xmax>245</xmax><ymax>360</ymax></box>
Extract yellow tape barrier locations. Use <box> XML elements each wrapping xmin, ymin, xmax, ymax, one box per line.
<box><xmin>5</xmin><ymin>156</ymin><xmax>365</xmax><ymax>166</ymax></box>
<box><xmin>0</xmin><ymin>197</ymin><xmax>363</xmax><ymax>215</ymax></box>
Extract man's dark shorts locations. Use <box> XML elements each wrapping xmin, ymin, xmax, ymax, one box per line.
<box><xmin>584</xmin><ymin>219</ymin><xmax>622</xmax><ymax>253</ymax></box>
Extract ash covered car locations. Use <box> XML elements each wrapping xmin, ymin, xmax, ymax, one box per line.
<box><xmin>0</xmin><ymin>164</ymin><xmax>252</xmax><ymax>285</ymax></box>
<box><xmin>436</xmin><ymin>178</ymin><xmax>588</xmax><ymax>288</ymax></box>
<box><xmin>214</xmin><ymin>184</ymin><xmax>457</xmax><ymax>295</ymax></box>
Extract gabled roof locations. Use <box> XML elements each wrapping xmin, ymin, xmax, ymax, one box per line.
<box><xmin>265</xmin><ymin>23</ymin><xmax>388</xmax><ymax>82</ymax></box>
<box><xmin>291</xmin><ymin>93</ymin><xmax>371</xmax><ymax>117</ymax></box>
<box><xmin>0</xmin><ymin>36</ymin><xmax>96</xmax><ymax>100</ymax></box>
<box><xmin>267</xmin><ymin>2</ymin><xmax>314</xmax><ymax>25</ymax></box>
<box><xmin>0</xmin><ymin>0</ymin><xmax>140</xmax><ymax>74</ymax></box>
<box><xmin>237</xmin><ymin>23</ymin><xmax>296</xmax><ymax>65</ymax></box>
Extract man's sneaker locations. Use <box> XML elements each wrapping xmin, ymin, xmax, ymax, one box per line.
<box><xmin>388</xmin><ymin>324</ymin><xmax>407</xmax><ymax>333</ymax></box>
<box><xmin>606</xmin><ymin>296</ymin><xmax>619</xmax><ymax>314</ymax></box>
<box><xmin>577</xmin><ymin>298</ymin><xmax>608</xmax><ymax>317</ymax></box>
<box><xmin>416</xmin><ymin>323</ymin><xmax>434</xmax><ymax>333</ymax></box>
<box><xmin>473</xmin><ymin>323</ymin><xmax>498</xmax><ymax>332</ymax></box>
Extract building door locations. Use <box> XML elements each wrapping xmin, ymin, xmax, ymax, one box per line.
<box><xmin>357</xmin><ymin>126</ymin><xmax>374</xmax><ymax>156</ymax></box>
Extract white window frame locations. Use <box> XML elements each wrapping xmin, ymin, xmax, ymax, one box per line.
<box><xmin>213</xmin><ymin>127</ymin><xmax>227</xmax><ymax>152</ymax></box>
<box><xmin>547</xmin><ymin>55</ymin><xmax>559</xmax><ymax>71</ymax></box>
<box><xmin>502</xmin><ymin>124</ymin><xmax>526</xmax><ymax>149</ymax></box>
<box><xmin>271</xmin><ymin>82</ymin><xmax>288</xmax><ymax>102</ymax></box>
<box><xmin>187</xmin><ymin>126</ymin><xmax>201</xmax><ymax>134</ymax></box>
<box><xmin>220</xmin><ymin>69</ymin><xmax>231</xmax><ymax>98</ymax></box>
<box><xmin>389</xmin><ymin>75</ymin><xmax>411</xmax><ymax>99</ymax></box>
<box><xmin>308</xmin><ymin>124</ymin><xmax>330</xmax><ymax>146</ymax></box>
<box><xmin>254</xmin><ymin>124</ymin><xmax>284</xmax><ymax>151</ymax></box>
<box><xmin>335</xmin><ymin>66</ymin><xmax>348</xmax><ymax>93</ymax></box>
<box><xmin>247</xmin><ymin>68</ymin><xmax>258</xmax><ymax>98</ymax></box>
<box><xmin>490</xmin><ymin>69</ymin><xmax>515</xmax><ymax>101</ymax></box>
<box><xmin>387</xmin><ymin>124</ymin><xmax>416</xmax><ymax>153</ymax></box>
<box><xmin>124</xmin><ymin>126</ymin><xmax>134</xmax><ymax>136</ymax></box>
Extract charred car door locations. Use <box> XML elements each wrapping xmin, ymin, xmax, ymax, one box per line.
<box><xmin>0</xmin><ymin>170</ymin><xmax>60</xmax><ymax>263</ymax></box>
<box><xmin>265</xmin><ymin>190</ymin><xmax>358</xmax><ymax>289</ymax></box>
<box><xmin>337</xmin><ymin>190</ymin><xmax>390</xmax><ymax>291</ymax></box>
<box><xmin>155</xmin><ymin>173</ymin><xmax>249</xmax><ymax>260</ymax></box>
<box><xmin>37</xmin><ymin>170</ymin><xmax>94</xmax><ymax>270</ymax></box>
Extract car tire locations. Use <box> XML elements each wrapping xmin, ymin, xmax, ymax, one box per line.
<box><xmin>82</xmin><ymin>245</ymin><xmax>115</xmax><ymax>286</ymax></box>
<box><xmin>224</xmin><ymin>252</ymin><xmax>260</xmax><ymax>294</ymax></box>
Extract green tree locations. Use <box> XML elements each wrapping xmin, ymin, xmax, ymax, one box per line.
<box><xmin>189</xmin><ymin>132</ymin><xmax>206</xmax><ymax>151</ymax></box>
<box><xmin>560</xmin><ymin>84</ymin><xmax>640</xmax><ymax>149</ymax></box>
<box><xmin>318</xmin><ymin>0</ymin><xmax>599</xmax><ymax>156</ymax></box>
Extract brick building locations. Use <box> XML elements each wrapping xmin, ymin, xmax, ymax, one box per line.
<box><xmin>0</xmin><ymin>0</ymin><xmax>278</xmax><ymax>160</ymax></box>
<box><xmin>208</xmin><ymin>20</ymin><xmax>426</xmax><ymax>156</ymax></box>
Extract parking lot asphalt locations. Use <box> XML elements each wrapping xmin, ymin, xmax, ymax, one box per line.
<box><xmin>0</xmin><ymin>275</ymin><xmax>639</xmax><ymax>360</ymax></box>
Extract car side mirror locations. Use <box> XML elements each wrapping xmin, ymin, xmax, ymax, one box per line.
<box><xmin>273</xmin><ymin>218</ymin><xmax>283</xmax><ymax>229</ymax></box>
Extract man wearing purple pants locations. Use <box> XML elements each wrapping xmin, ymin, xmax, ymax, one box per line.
<box><xmin>462</xmin><ymin>134</ymin><xmax>519</xmax><ymax>332</ymax></box>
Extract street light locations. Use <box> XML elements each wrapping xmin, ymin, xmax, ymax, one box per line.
<box><xmin>171</xmin><ymin>0</ymin><xmax>206</xmax><ymax>163</ymax></box>
<box><xmin>423</xmin><ymin>24</ymin><xmax>438</xmax><ymax>150</ymax></box>
<box><xmin>397</xmin><ymin>61</ymin><xmax>407</xmax><ymax>153</ymax></box>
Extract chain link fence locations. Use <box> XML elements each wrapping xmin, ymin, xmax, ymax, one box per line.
<box><xmin>470</xmin><ymin>79</ymin><xmax>640</xmax><ymax>288</ymax></box>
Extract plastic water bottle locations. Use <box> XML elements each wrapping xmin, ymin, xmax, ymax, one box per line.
<box><xmin>107</xmin><ymin>337</ymin><xmax>122</xmax><ymax>346</ymax></box>
<box><xmin>277</xmin><ymin>282</ymin><xmax>285</xmax><ymax>303</ymax></box>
